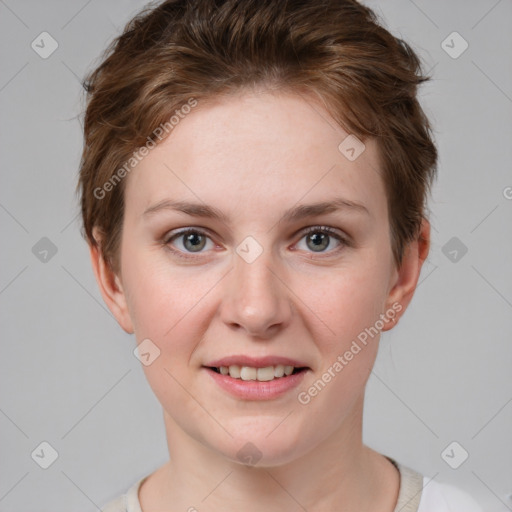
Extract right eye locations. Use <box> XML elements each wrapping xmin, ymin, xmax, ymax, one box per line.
<box><xmin>164</xmin><ymin>228</ymin><xmax>216</xmax><ymax>258</ymax></box>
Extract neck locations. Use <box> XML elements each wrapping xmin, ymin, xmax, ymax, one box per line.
<box><xmin>139</xmin><ymin>397</ymin><xmax>399</xmax><ymax>511</ymax></box>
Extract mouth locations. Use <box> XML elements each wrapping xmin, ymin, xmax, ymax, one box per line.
<box><xmin>206</xmin><ymin>364</ymin><xmax>309</xmax><ymax>382</ymax></box>
<box><xmin>202</xmin><ymin>355</ymin><xmax>311</xmax><ymax>399</ymax></box>
<box><xmin>203</xmin><ymin>364</ymin><xmax>310</xmax><ymax>400</ymax></box>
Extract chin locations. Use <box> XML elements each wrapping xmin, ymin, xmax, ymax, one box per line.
<box><xmin>210</xmin><ymin>424</ymin><xmax>310</xmax><ymax>468</ymax></box>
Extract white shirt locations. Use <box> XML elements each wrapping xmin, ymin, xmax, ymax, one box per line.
<box><xmin>417</xmin><ymin>478</ymin><xmax>484</xmax><ymax>511</ymax></box>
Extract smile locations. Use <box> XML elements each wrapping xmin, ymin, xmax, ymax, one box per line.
<box><xmin>210</xmin><ymin>364</ymin><xmax>307</xmax><ymax>382</ymax></box>
<box><xmin>203</xmin><ymin>365</ymin><xmax>309</xmax><ymax>400</ymax></box>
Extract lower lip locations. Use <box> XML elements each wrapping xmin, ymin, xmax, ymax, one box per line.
<box><xmin>203</xmin><ymin>367</ymin><xmax>309</xmax><ymax>400</ymax></box>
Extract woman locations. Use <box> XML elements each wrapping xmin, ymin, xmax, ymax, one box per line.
<box><xmin>77</xmin><ymin>0</ymin><xmax>483</xmax><ymax>510</ymax></box>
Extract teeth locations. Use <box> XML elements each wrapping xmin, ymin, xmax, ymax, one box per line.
<box><xmin>256</xmin><ymin>367</ymin><xmax>275</xmax><ymax>381</ymax></box>
<box><xmin>216</xmin><ymin>364</ymin><xmax>302</xmax><ymax>381</ymax></box>
<box><xmin>240</xmin><ymin>366</ymin><xmax>257</xmax><ymax>381</ymax></box>
<box><xmin>274</xmin><ymin>364</ymin><xmax>285</xmax><ymax>378</ymax></box>
<box><xmin>229</xmin><ymin>365</ymin><xmax>241</xmax><ymax>379</ymax></box>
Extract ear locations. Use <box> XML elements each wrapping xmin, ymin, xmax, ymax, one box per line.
<box><xmin>381</xmin><ymin>218</ymin><xmax>430</xmax><ymax>331</ymax></box>
<box><xmin>89</xmin><ymin>227</ymin><xmax>134</xmax><ymax>334</ymax></box>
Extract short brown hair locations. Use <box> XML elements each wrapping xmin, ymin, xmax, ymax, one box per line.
<box><xmin>77</xmin><ymin>0</ymin><xmax>437</xmax><ymax>274</ymax></box>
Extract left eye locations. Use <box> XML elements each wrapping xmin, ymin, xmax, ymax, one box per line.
<box><xmin>295</xmin><ymin>226</ymin><xmax>346</xmax><ymax>254</ymax></box>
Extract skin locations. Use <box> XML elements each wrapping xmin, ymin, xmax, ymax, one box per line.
<box><xmin>90</xmin><ymin>89</ymin><xmax>430</xmax><ymax>511</ymax></box>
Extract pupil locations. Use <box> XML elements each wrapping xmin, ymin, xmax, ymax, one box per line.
<box><xmin>184</xmin><ymin>232</ymin><xmax>205</xmax><ymax>252</ymax></box>
<box><xmin>308</xmin><ymin>232</ymin><xmax>328</xmax><ymax>252</ymax></box>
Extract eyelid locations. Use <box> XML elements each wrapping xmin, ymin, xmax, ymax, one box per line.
<box><xmin>295</xmin><ymin>226</ymin><xmax>351</xmax><ymax>253</ymax></box>
<box><xmin>162</xmin><ymin>226</ymin><xmax>216</xmax><ymax>244</ymax></box>
<box><xmin>300</xmin><ymin>225</ymin><xmax>349</xmax><ymax>242</ymax></box>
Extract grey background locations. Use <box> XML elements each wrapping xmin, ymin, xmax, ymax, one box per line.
<box><xmin>1</xmin><ymin>0</ymin><xmax>511</xmax><ymax>510</ymax></box>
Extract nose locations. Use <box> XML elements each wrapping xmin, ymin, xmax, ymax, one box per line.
<box><xmin>220</xmin><ymin>248</ymin><xmax>293</xmax><ymax>339</ymax></box>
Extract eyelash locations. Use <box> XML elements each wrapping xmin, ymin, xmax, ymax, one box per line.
<box><xmin>162</xmin><ymin>226</ymin><xmax>350</xmax><ymax>260</ymax></box>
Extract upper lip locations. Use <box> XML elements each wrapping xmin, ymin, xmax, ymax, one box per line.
<box><xmin>205</xmin><ymin>355</ymin><xmax>309</xmax><ymax>369</ymax></box>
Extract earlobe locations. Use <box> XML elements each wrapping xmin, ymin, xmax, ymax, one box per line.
<box><xmin>381</xmin><ymin>219</ymin><xmax>431</xmax><ymax>332</ymax></box>
<box><xmin>89</xmin><ymin>228</ymin><xmax>134</xmax><ymax>334</ymax></box>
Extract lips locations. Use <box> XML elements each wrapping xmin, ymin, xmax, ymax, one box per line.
<box><xmin>203</xmin><ymin>355</ymin><xmax>310</xmax><ymax>386</ymax></box>
<box><xmin>205</xmin><ymin>355</ymin><xmax>309</xmax><ymax>369</ymax></box>
<box><xmin>203</xmin><ymin>361</ymin><xmax>309</xmax><ymax>400</ymax></box>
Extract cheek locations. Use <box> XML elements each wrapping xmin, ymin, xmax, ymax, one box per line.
<box><xmin>306</xmin><ymin>278</ymin><xmax>383</xmax><ymax>385</ymax></box>
<box><xmin>122</xmin><ymin>243</ymin><xmax>204</xmax><ymax>336</ymax></box>
<box><xmin>122</xmin><ymin>253</ymin><xmax>211</xmax><ymax>417</ymax></box>
<box><xmin>294</xmin><ymin>272</ymin><xmax>387</xmax><ymax>433</ymax></box>
<box><xmin>121</xmin><ymin>246</ymin><xmax>225</xmax><ymax>396</ymax></box>
<box><xmin>298</xmin><ymin>261</ymin><xmax>390</xmax><ymax>348</ymax></box>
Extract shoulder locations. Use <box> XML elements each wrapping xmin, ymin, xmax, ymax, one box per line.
<box><xmin>388</xmin><ymin>457</ymin><xmax>483</xmax><ymax>512</ymax></box>
<box><xmin>100</xmin><ymin>494</ymin><xmax>126</xmax><ymax>512</ymax></box>
<box><xmin>418</xmin><ymin>477</ymin><xmax>484</xmax><ymax>512</ymax></box>
<box><xmin>100</xmin><ymin>476</ymin><xmax>146</xmax><ymax>512</ymax></box>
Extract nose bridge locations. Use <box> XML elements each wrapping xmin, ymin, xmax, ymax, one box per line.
<box><xmin>221</xmin><ymin>243</ymin><xmax>292</xmax><ymax>337</ymax></box>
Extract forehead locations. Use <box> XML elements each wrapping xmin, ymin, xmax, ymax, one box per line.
<box><xmin>124</xmin><ymin>90</ymin><xmax>386</xmax><ymax>222</ymax></box>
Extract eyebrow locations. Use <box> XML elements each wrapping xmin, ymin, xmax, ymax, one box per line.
<box><xmin>143</xmin><ymin>197</ymin><xmax>369</xmax><ymax>224</ymax></box>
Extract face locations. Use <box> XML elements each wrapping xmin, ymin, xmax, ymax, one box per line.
<box><xmin>93</xmin><ymin>90</ymin><xmax>423</xmax><ymax>467</ymax></box>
